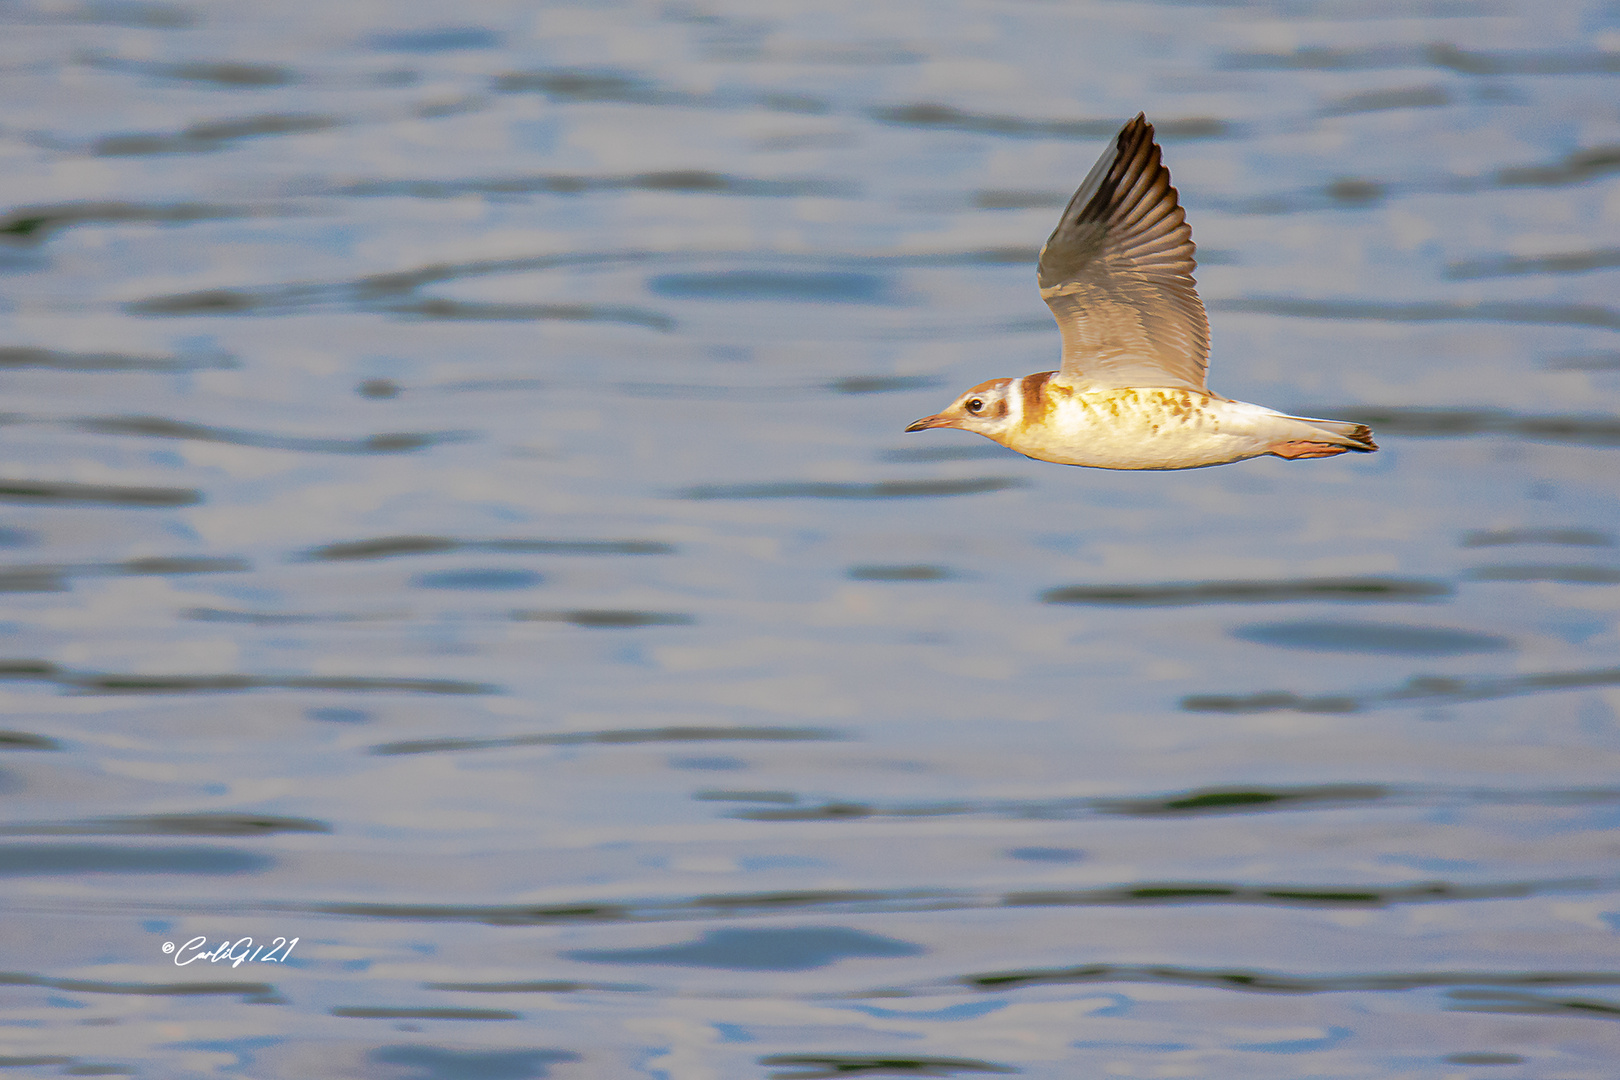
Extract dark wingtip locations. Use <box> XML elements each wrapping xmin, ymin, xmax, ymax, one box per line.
<box><xmin>1109</xmin><ymin>114</ymin><xmax>1160</xmax><ymax>192</ymax></box>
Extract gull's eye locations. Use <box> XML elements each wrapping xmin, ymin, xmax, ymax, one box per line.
<box><xmin>965</xmin><ymin>398</ymin><xmax>984</xmax><ymax>414</ymax></box>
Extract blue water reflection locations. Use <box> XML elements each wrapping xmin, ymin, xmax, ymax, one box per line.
<box><xmin>0</xmin><ymin>0</ymin><xmax>1617</xmax><ymax>1075</ymax></box>
<box><xmin>565</xmin><ymin>927</ymin><xmax>924</xmax><ymax>971</ymax></box>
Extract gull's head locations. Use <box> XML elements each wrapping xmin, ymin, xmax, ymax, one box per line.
<box><xmin>905</xmin><ymin>378</ymin><xmax>1016</xmax><ymax>439</ymax></box>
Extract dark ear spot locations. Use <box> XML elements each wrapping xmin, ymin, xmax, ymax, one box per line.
<box><xmin>989</xmin><ymin>398</ymin><xmax>1008</xmax><ymax>419</ymax></box>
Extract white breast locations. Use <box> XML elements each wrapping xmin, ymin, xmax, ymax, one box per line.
<box><xmin>1003</xmin><ymin>386</ymin><xmax>1286</xmax><ymax>470</ymax></box>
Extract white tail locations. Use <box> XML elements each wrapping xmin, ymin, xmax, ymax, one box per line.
<box><xmin>1288</xmin><ymin>415</ymin><xmax>1378</xmax><ymax>452</ymax></box>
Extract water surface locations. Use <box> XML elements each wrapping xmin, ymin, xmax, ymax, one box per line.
<box><xmin>1</xmin><ymin>0</ymin><xmax>1619</xmax><ymax>1076</ymax></box>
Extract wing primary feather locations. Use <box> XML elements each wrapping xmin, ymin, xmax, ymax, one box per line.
<box><xmin>1036</xmin><ymin>113</ymin><xmax>1210</xmax><ymax>393</ymax></box>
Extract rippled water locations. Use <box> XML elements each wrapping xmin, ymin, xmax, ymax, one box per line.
<box><xmin>2</xmin><ymin>1</ymin><xmax>1619</xmax><ymax>1076</ymax></box>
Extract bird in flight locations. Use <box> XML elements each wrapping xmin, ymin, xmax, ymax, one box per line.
<box><xmin>906</xmin><ymin>113</ymin><xmax>1376</xmax><ymax>470</ymax></box>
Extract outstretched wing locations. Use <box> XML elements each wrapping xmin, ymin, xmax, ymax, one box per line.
<box><xmin>1037</xmin><ymin>113</ymin><xmax>1209</xmax><ymax>393</ymax></box>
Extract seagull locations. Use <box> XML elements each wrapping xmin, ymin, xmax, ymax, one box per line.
<box><xmin>906</xmin><ymin>113</ymin><xmax>1376</xmax><ymax>469</ymax></box>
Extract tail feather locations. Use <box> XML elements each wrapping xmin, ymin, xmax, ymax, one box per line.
<box><xmin>1288</xmin><ymin>415</ymin><xmax>1378</xmax><ymax>452</ymax></box>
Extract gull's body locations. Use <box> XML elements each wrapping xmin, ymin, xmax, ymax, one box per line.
<box><xmin>907</xmin><ymin>114</ymin><xmax>1376</xmax><ymax>469</ymax></box>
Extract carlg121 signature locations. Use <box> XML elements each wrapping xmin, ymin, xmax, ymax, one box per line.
<box><xmin>163</xmin><ymin>935</ymin><xmax>298</xmax><ymax>967</ymax></box>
